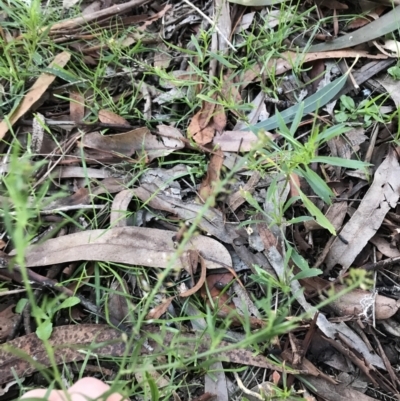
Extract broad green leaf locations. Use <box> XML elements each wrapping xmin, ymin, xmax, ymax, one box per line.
<box><xmin>228</xmin><ymin>0</ymin><xmax>285</xmax><ymax>5</ymax></box>
<box><xmin>55</xmin><ymin>296</ymin><xmax>81</xmax><ymax>312</ymax></box>
<box><xmin>340</xmin><ymin>95</ymin><xmax>355</xmax><ymax>111</ymax></box>
<box><xmin>297</xmin><ymin>166</ymin><xmax>334</xmax><ymax>204</ymax></box>
<box><xmin>309</xmin><ymin>6</ymin><xmax>400</xmax><ymax>52</ymax></box>
<box><xmin>317</xmin><ymin>124</ymin><xmax>349</xmax><ymax>143</ymax></box>
<box><xmin>247</xmin><ymin>74</ymin><xmax>348</xmax><ymax>132</ymax></box>
<box><xmin>293</xmin><ymin>268</ymin><xmax>322</xmax><ymax>281</ymax></box>
<box><xmin>335</xmin><ymin>111</ymin><xmax>350</xmax><ymax>123</ymax></box>
<box><xmin>300</xmin><ymin>191</ymin><xmax>336</xmax><ymax>234</ymax></box>
<box><xmin>36</xmin><ymin>320</ymin><xmax>53</xmax><ymax>341</ymax></box>
<box><xmin>311</xmin><ymin>156</ymin><xmax>369</xmax><ymax>169</ymax></box>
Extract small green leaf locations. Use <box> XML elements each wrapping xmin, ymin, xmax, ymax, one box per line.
<box><xmin>55</xmin><ymin>296</ymin><xmax>81</xmax><ymax>312</ymax></box>
<box><xmin>335</xmin><ymin>111</ymin><xmax>349</xmax><ymax>123</ymax></box>
<box><xmin>340</xmin><ymin>95</ymin><xmax>355</xmax><ymax>111</ymax></box>
<box><xmin>36</xmin><ymin>320</ymin><xmax>53</xmax><ymax>341</ymax></box>
<box><xmin>311</xmin><ymin>156</ymin><xmax>369</xmax><ymax>169</ymax></box>
<box><xmin>15</xmin><ymin>298</ymin><xmax>28</xmax><ymax>314</ymax></box>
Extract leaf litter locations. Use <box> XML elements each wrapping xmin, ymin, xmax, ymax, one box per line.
<box><xmin>2</xmin><ymin>0</ymin><xmax>400</xmax><ymax>399</ymax></box>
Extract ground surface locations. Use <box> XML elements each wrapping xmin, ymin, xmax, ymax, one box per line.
<box><xmin>1</xmin><ymin>0</ymin><xmax>400</xmax><ymax>400</ymax></box>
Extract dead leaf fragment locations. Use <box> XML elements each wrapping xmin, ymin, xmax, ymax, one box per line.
<box><xmin>98</xmin><ymin>109</ymin><xmax>130</xmax><ymax>126</ymax></box>
<box><xmin>199</xmin><ymin>148</ymin><xmax>224</xmax><ymax>201</ymax></box>
<box><xmin>107</xmin><ymin>279</ymin><xmax>132</xmax><ymax>323</ymax></box>
<box><xmin>0</xmin><ymin>305</ymin><xmax>18</xmax><ymax>343</ymax></box>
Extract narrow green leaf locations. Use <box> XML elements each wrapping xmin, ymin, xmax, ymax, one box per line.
<box><xmin>291</xmin><ymin>248</ymin><xmax>309</xmax><ymax>271</ymax></box>
<box><xmin>317</xmin><ymin>124</ymin><xmax>350</xmax><ymax>143</ymax></box>
<box><xmin>146</xmin><ymin>373</ymin><xmax>160</xmax><ymax>401</ymax></box>
<box><xmin>286</xmin><ymin>216</ymin><xmax>314</xmax><ymax>225</ymax></box>
<box><xmin>297</xmin><ymin>166</ymin><xmax>334</xmax><ymax>205</ymax></box>
<box><xmin>290</xmin><ymin>102</ymin><xmax>305</xmax><ymax>136</ymax></box>
<box><xmin>311</xmin><ymin>156</ymin><xmax>369</xmax><ymax>169</ymax></box>
<box><xmin>309</xmin><ymin>6</ymin><xmax>400</xmax><ymax>52</ymax></box>
<box><xmin>241</xmin><ymin>189</ymin><xmax>264</xmax><ymax>214</ymax></box>
<box><xmin>247</xmin><ymin>74</ymin><xmax>348</xmax><ymax>132</ymax></box>
<box><xmin>190</xmin><ymin>35</ymin><xmax>204</xmax><ymax>61</ymax></box>
<box><xmin>43</xmin><ymin>67</ymin><xmax>81</xmax><ymax>84</ymax></box>
<box><xmin>300</xmin><ymin>191</ymin><xmax>336</xmax><ymax>234</ymax></box>
<box><xmin>208</xmin><ymin>52</ymin><xmax>237</xmax><ymax>68</ymax></box>
<box><xmin>283</xmin><ymin>195</ymin><xmax>301</xmax><ymax>213</ymax></box>
<box><xmin>293</xmin><ymin>268</ymin><xmax>322</xmax><ymax>281</ymax></box>
<box><xmin>274</xmin><ymin>116</ymin><xmax>302</xmax><ymax>149</ymax></box>
<box><xmin>197</xmin><ymin>94</ymin><xmax>221</xmax><ymax>104</ymax></box>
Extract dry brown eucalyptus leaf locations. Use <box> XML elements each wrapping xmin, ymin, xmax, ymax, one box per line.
<box><xmin>21</xmin><ymin>227</ymin><xmax>232</xmax><ymax>271</ymax></box>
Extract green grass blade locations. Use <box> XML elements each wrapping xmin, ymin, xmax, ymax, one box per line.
<box><xmin>311</xmin><ymin>156</ymin><xmax>369</xmax><ymax>169</ymax></box>
<box><xmin>246</xmin><ymin>74</ymin><xmax>347</xmax><ymax>133</ymax></box>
